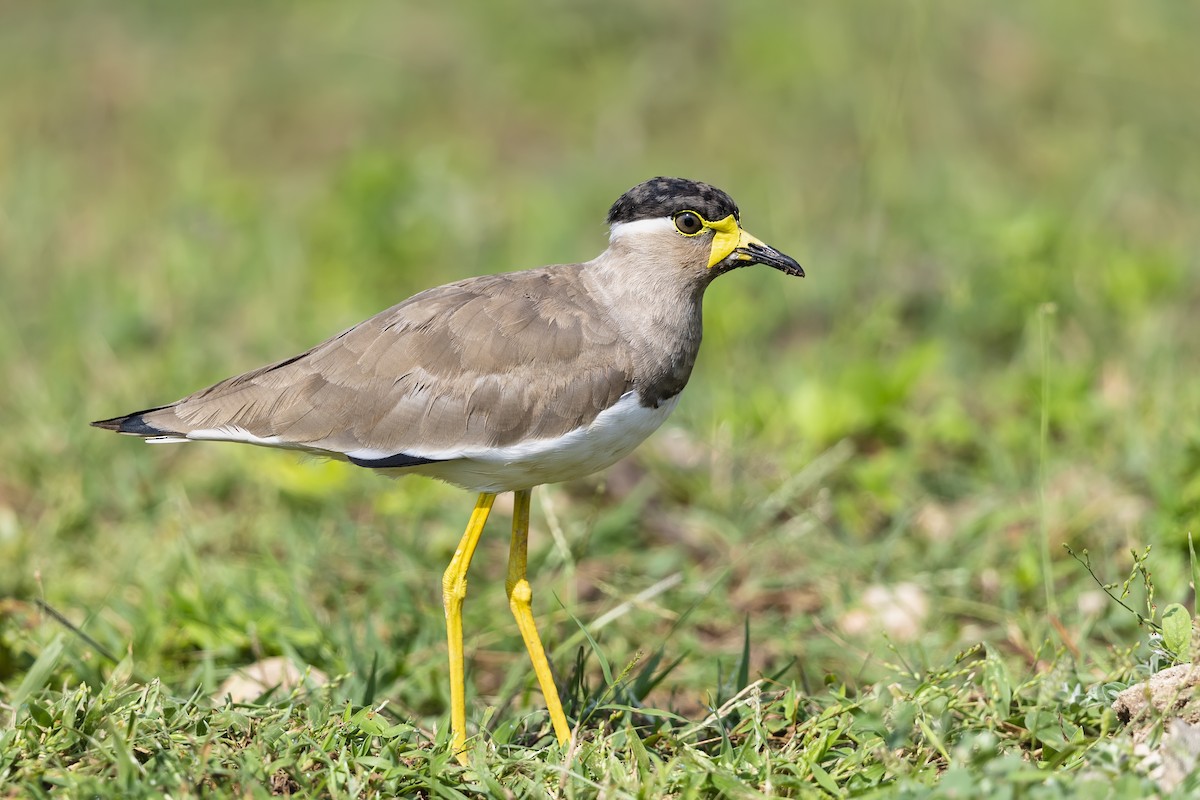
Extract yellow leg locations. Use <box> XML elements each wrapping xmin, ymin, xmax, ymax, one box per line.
<box><xmin>505</xmin><ymin>488</ymin><xmax>572</xmax><ymax>744</ymax></box>
<box><xmin>442</xmin><ymin>492</ymin><xmax>495</xmax><ymax>764</ymax></box>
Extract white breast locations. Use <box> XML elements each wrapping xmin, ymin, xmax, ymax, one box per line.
<box><xmin>405</xmin><ymin>391</ymin><xmax>680</xmax><ymax>492</ymax></box>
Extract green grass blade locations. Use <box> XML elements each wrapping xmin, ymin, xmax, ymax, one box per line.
<box><xmin>10</xmin><ymin>634</ymin><xmax>66</xmax><ymax>716</ymax></box>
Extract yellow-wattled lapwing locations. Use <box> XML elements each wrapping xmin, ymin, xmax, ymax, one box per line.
<box><xmin>93</xmin><ymin>177</ymin><xmax>804</xmax><ymax>761</ymax></box>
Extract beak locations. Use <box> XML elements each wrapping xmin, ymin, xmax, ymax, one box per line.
<box><xmin>705</xmin><ymin>216</ymin><xmax>804</xmax><ymax>276</ymax></box>
<box><xmin>732</xmin><ymin>231</ymin><xmax>804</xmax><ymax>277</ymax></box>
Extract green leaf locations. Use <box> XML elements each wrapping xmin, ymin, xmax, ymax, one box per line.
<box><xmin>1190</xmin><ymin>533</ymin><xmax>1200</xmax><ymax>619</ymax></box>
<box><xmin>379</xmin><ymin>722</ymin><xmax>414</xmax><ymax>739</ymax></box>
<box><xmin>361</xmin><ymin>651</ymin><xmax>379</xmax><ymax>707</ymax></box>
<box><xmin>736</xmin><ymin>615</ymin><xmax>751</xmax><ymax>693</ymax></box>
<box><xmin>1023</xmin><ymin>708</ymin><xmax>1058</xmax><ymax>747</ymax></box>
<box><xmin>1161</xmin><ymin>603</ymin><xmax>1192</xmax><ymax>660</ymax></box>
<box><xmin>564</xmin><ymin>607</ymin><xmax>613</xmax><ymax>686</ymax></box>
<box><xmin>982</xmin><ymin>645</ymin><xmax>1012</xmax><ymax>717</ymax></box>
<box><xmin>349</xmin><ymin>707</ymin><xmax>389</xmax><ymax>735</ymax></box>
<box><xmin>810</xmin><ymin>761</ymin><xmax>841</xmax><ymax>795</ymax></box>
<box><xmin>11</xmin><ymin>634</ymin><xmax>65</xmax><ymax>713</ymax></box>
<box><xmin>26</xmin><ymin>701</ymin><xmax>53</xmax><ymax>728</ymax></box>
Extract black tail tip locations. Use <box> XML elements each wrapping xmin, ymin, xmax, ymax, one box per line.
<box><xmin>90</xmin><ymin>412</ymin><xmax>171</xmax><ymax>436</ymax></box>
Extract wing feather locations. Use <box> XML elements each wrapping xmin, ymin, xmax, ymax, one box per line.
<box><xmin>136</xmin><ymin>267</ymin><xmax>634</xmax><ymax>458</ymax></box>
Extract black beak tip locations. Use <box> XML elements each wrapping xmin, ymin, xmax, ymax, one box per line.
<box><xmin>737</xmin><ymin>243</ymin><xmax>804</xmax><ymax>278</ymax></box>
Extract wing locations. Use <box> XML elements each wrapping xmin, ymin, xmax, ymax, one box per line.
<box><xmin>100</xmin><ymin>266</ymin><xmax>635</xmax><ymax>461</ymax></box>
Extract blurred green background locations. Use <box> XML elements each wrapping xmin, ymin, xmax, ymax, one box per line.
<box><xmin>2</xmin><ymin>0</ymin><xmax>1199</xmax><ymax>755</ymax></box>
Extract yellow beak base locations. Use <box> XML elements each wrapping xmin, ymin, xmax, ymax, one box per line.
<box><xmin>705</xmin><ymin>214</ymin><xmax>768</xmax><ymax>268</ymax></box>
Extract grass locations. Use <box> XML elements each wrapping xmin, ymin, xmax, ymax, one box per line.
<box><xmin>2</xmin><ymin>1</ymin><xmax>1200</xmax><ymax>796</ymax></box>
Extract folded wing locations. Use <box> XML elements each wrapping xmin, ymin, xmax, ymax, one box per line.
<box><xmin>94</xmin><ymin>267</ymin><xmax>635</xmax><ymax>463</ymax></box>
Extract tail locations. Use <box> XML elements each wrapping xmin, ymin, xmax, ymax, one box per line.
<box><xmin>91</xmin><ymin>405</ymin><xmax>184</xmax><ymax>439</ymax></box>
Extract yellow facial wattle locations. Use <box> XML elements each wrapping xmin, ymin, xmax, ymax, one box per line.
<box><xmin>702</xmin><ymin>214</ymin><xmax>769</xmax><ymax>268</ymax></box>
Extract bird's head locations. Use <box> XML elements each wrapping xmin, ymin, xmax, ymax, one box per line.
<box><xmin>605</xmin><ymin>177</ymin><xmax>804</xmax><ymax>279</ymax></box>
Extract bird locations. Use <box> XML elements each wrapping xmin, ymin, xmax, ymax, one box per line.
<box><xmin>92</xmin><ymin>176</ymin><xmax>804</xmax><ymax>762</ymax></box>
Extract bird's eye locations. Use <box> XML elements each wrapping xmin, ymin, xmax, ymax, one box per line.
<box><xmin>674</xmin><ymin>211</ymin><xmax>704</xmax><ymax>235</ymax></box>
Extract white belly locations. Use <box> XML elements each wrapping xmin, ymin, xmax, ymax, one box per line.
<box><xmin>405</xmin><ymin>391</ymin><xmax>679</xmax><ymax>493</ymax></box>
